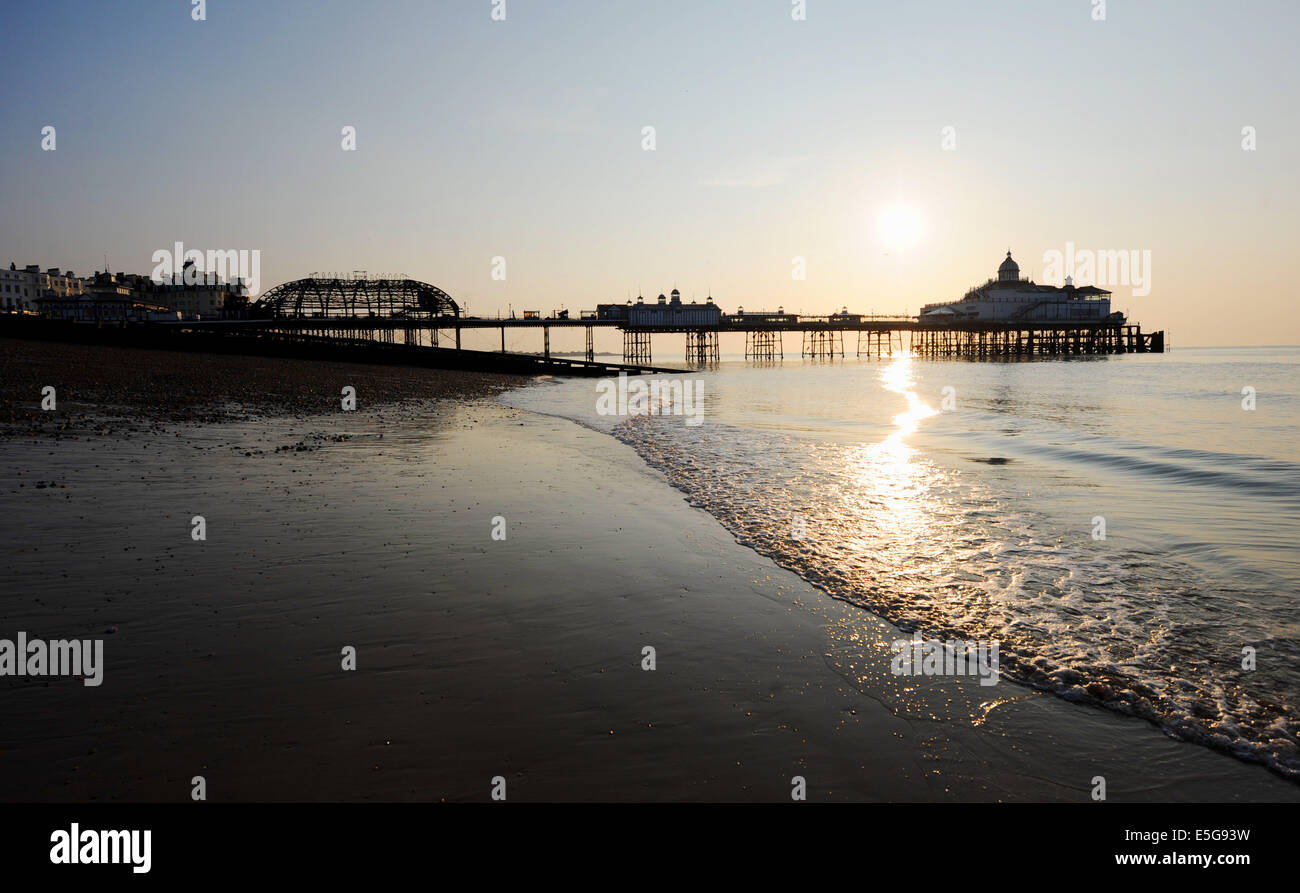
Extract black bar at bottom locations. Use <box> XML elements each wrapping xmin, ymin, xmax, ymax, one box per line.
<box><xmin>0</xmin><ymin>803</ymin><xmax>1288</xmax><ymax>880</ymax></box>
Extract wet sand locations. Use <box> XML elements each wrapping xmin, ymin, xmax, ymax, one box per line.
<box><xmin>0</xmin><ymin>337</ymin><xmax>524</xmax><ymax>430</ymax></box>
<box><xmin>1</xmin><ymin>387</ymin><xmax>1296</xmax><ymax>802</ymax></box>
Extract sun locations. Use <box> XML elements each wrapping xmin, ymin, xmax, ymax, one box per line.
<box><xmin>876</xmin><ymin>203</ymin><xmax>924</xmax><ymax>250</ymax></box>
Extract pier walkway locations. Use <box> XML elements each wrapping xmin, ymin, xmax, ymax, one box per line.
<box><xmin>191</xmin><ymin>313</ymin><xmax>1165</xmax><ymax>366</ymax></box>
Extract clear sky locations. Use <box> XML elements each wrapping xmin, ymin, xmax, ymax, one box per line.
<box><xmin>1</xmin><ymin>0</ymin><xmax>1296</xmax><ymax>345</ymax></box>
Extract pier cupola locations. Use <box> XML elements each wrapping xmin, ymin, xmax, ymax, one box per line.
<box><xmin>670</xmin><ymin>288</ymin><xmax>681</xmax><ymax>305</ymax></box>
<box><xmin>998</xmin><ymin>250</ymin><xmax>1020</xmax><ymax>282</ymax></box>
<box><xmin>657</xmin><ymin>292</ymin><xmax>667</xmax><ymax>305</ymax></box>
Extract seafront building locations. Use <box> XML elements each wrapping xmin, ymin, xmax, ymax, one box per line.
<box><xmin>919</xmin><ymin>251</ymin><xmax>1116</xmax><ymax>323</ymax></box>
<box><xmin>1</xmin><ymin>263</ymin><xmax>84</xmax><ymax>312</ymax></box>
<box><xmin>36</xmin><ymin>271</ymin><xmax>172</xmax><ymax>322</ymax></box>
<box><xmin>596</xmin><ymin>289</ymin><xmax>723</xmax><ymax>326</ymax></box>
<box><xmin>3</xmin><ymin>259</ymin><xmax>247</xmax><ymax>321</ymax></box>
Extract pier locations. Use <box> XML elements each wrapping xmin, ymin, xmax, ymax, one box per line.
<box><xmin>237</xmin><ymin>277</ymin><xmax>1166</xmax><ymax>368</ymax></box>
<box><xmin>14</xmin><ymin>275</ymin><xmax>1166</xmax><ymax>373</ymax></box>
<box><xmin>608</xmin><ymin>319</ymin><xmax>1163</xmax><ymax>364</ymax></box>
<box><xmin>197</xmin><ymin>311</ymin><xmax>1164</xmax><ymax>365</ymax></box>
<box><xmin>232</xmin><ymin>311</ymin><xmax>1164</xmax><ymax>366</ymax></box>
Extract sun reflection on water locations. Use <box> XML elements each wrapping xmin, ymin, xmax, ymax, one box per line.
<box><xmin>849</xmin><ymin>352</ymin><xmax>939</xmax><ymax>538</ymax></box>
<box><xmin>881</xmin><ymin>351</ymin><xmax>939</xmax><ymax>442</ymax></box>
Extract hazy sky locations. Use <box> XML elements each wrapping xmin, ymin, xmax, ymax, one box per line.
<box><xmin>2</xmin><ymin>0</ymin><xmax>1296</xmax><ymax>345</ymax></box>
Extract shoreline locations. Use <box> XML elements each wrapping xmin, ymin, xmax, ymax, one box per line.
<box><xmin>0</xmin><ymin>368</ymin><xmax>1296</xmax><ymax>800</ymax></box>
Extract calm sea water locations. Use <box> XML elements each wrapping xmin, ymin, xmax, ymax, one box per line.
<box><xmin>503</xmin><ymin>346</ymin><xmax>1300</xmax><ymax>780</ymax></box>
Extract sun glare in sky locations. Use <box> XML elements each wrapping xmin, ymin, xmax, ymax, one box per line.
<box><xmin>876</xmin><ymin>203</ymin><xmax>924</xmax><ymax>251</ymax></box>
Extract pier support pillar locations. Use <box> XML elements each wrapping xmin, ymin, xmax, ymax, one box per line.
<box><xmin>685</xmin><ymin>329</ymin><xmax>719</xmax><ymax>366</ymax></box>
<box><xmin>623</xmin><ymin>329</ymin><xmax>652</xmax><ymax>365</ymax></box>
<box><xmin>802</xmin><ymin>329</ymin><xmax>843</xmax><ymax>359</ymax></box>
<box><xmin>745</xmin><ymin>329</ymin><xmax>781</xmax><ymax>362</ymax></box>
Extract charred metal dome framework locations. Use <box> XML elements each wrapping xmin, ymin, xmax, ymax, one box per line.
<box><xmin>255</xmin><ymin>277</ymin><xmax>459</xmax><ymax>319</ymax></box>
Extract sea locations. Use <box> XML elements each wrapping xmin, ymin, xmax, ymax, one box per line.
<box><xmin>502</xmin><ymin>344</ymin><xmax>1300</xmax><ymax>782</ymax></box>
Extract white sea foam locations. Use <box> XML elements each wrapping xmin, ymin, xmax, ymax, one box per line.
<box><xmin>502</xmin><ymin>349</ymin><xmax>1300</xmax><ymax>780</ymax></box>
